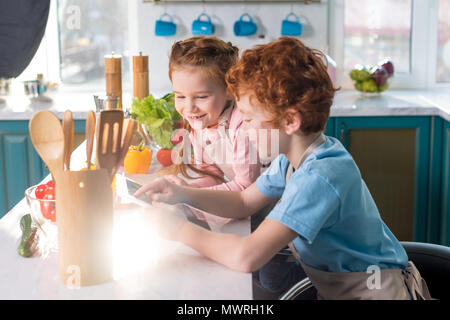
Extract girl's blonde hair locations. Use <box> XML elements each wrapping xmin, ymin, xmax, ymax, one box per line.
<box><xmin>169</xmin><ymin>36</ymin><xmax>239</xmax><ymax>183</ymax></box>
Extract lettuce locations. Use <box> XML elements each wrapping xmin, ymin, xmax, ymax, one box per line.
<box><xmin>130</xmin><ymin>93</ymin><xmax>181</xmax><ymax>149</ymax></box>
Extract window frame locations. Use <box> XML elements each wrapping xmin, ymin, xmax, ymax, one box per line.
<box><xmin>329</xmin><ymin>0</ymin><xmax>450</xmax><ymax>90</ymax></box>
<box><xmin>428</xmin><ymin>0</ymin><xmax>450</xmax><ymax>87</ymax></box>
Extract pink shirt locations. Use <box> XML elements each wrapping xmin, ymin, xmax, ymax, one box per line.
<box><xmin>179</xmin><ymin>103</ymin><xmax>262</xmax><ymax>227</ymax></box>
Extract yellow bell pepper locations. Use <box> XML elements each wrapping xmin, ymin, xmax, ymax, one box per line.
<box><xmin>124</xmin><ymin>142</ymin><xmax>152</xmax><ymax>174</ymax></box>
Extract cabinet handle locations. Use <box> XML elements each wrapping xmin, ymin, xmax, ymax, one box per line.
<box><xmin>340</xmin><ymin>123</ymin><xmax>345</xmax><ymax>144</ymax></box>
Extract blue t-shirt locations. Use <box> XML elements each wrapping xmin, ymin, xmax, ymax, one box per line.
<box><xmin>256</xmin><ymin>136</ymin><xmax>408</xmax><ymax>272</ymax></box>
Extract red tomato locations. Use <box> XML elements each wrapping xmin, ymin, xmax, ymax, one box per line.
<box><xmin>46</xmin><ymin>184</ymin><xmax>55</xmax><ymax>197</ymax></box>
<box><xmin>34</xmin><ymin>184</ymin><xmax>48</xmax><ymax>200</ymax></box>
<box><xmin>156</xmin><ymin>148</ymin><xmax>173</xmax><ymax>167</ymax></box>
<box><xmin>40</xmin><ymin>192</ymin><xmax>56</xmax><ymax>222</ymax></box>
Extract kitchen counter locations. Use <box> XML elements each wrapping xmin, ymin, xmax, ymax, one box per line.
<box><xmin>1</xmin><ymin>89</ymin><xmax>450</xmax><ymax>121</ymax></box>
<box><xmin>0</xmin><ymin>142</ymin><xmax>252</xmax><ymax>299</ymax></box>
<box><xmin>332</xmin><ymin>90</ymin><xmax>450</xmax><ymax>121</ymax></box>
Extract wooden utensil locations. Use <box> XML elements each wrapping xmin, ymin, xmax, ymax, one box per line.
<box><xmin>96</xmin><ymin>109</ymin><xmax>124</xmax><ymax>181</ymax></box>
<box><xmin>62</xmin><ymin>110</ymin><xmax>74</xmax><ymax>171</ymax></box>
<box><xmin>85</xmin><ymin>111</ymin><xmax>96</xmax><ymax>170</ymax></box>
<box><xmin>117</xmin><ymin>118</ymin><xmax>136</xmax><ymax>172</ymax></box>
<box><xmin>29</xmin><ymin>111</ymin><xmax>64</xmax><ymax>182</ymax></box>
<box><xmin>56</xmin><ymin>168</ymin><xmax>113</xmax><ymax>287</ymax></box>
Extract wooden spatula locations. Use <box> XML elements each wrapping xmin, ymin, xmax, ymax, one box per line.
<box><xmin>62</xmin><ymin>110</ymin><xmax>74</xmax><ymax>171</ymax></box>
<box><xmin>96</xmin><ymin>109</ymin><xmax>124</xmax><ymax>181</ymax></box>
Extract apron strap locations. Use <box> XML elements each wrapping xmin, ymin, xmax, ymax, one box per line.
<box><xmin>285</xmin><ymin>133</ymin><xmax>326</xmax><ymax>261</ymax></box>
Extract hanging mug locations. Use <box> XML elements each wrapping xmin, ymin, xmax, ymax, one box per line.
<box><xmin>281</xmin><ymin>13</ymin><xmax>303</xmax><ymax>36</ymax></box>
<box><xmin>155</xmin><ymin>13</ymin><xmax>177</xmax><ymax>37</ymax></box>
<box><xmin>192</xmin><ymin>13</ymin><xmax>215</xmax><ymax>35</ymax></box>
<box><xmin>233</xmin><ymin>13</ymin><xmax>257</xmax><ymax>37</ymax></box>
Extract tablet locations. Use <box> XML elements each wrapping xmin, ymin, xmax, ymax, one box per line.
<box><xmin>124</xmin><ymin>177</ymin><xmax>211</xmax><ymax>230</ymax></box>
<box><xmin>125</xmin><ymin>178</ymin><xmax>151</xmax><ymax>203</ymax></box>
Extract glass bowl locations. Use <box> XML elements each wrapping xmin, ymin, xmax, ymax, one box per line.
<box><xmin>352</xmin><ymin>76</ymin><xmax>392</xmax><ymax>97</ymax></box>
<box><xmin>24</xmin><ymin>184</ymin><xmax>56</xmax><ymax>225</ymax></box>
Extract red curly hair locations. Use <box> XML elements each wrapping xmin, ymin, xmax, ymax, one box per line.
<box><xmin>226</xmin><ymin>37</ymin><xmax>339</xmax><ymax>134</ymax></box>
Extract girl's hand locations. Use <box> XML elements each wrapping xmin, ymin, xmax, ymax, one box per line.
<box><xmin>134</xmin><ymin>177</ymin><xmax>186</xmax><ymax>204</ymax></box>
<box><xmin>164</xmin><ymin>174</ymin><xmax>189</xmax><ymax>186</ymax></box>
<box><xmin>151</xmin><ymin>201</ymin><xmax>187</xmax><ymax>241</ymax></box>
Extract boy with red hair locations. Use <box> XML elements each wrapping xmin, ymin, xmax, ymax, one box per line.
<box><xmin>136</xmin><ymin>37</ymin><xmax>430</xmax><ymax>300</ymax></box>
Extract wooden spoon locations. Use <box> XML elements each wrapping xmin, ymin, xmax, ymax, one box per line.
<box><xmin>85</xmin><ymin>111</ymin><xmax>96</xmax><ymax>170</ymax></box>
<box><xmin>29</xmin><ymin>111</ymin><xmax>64</xmax><ymax>182</ymax></box>
<box><xmin>115</xmin><ymin>118</ymin><xmax>136</xmax><ymax>175</ymax></box>
<box><xmin>96</xmin><ymin>109</ymin><xmax>124</xmax><ymax>181</ymax></box>
<box><xmin>62</xmin><ymin>110</ymin><xmax>74</xmax><ymax>171</ymax></box>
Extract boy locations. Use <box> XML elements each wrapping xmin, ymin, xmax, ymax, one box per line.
<box><xmin>136</xmin><ymin>37</ymin><xmax>430</xmax><ymax>300</ymax></box>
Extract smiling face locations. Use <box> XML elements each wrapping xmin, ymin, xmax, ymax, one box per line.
<box><xmin>171</xmin><ymin>66</ymin><xmax>230</xmax><ymax>129</ymax></box>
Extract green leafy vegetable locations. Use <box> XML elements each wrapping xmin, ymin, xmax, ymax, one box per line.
<box><xmin>130</xmin><ymin>93</ymin><xmax>181</xmax><ymax>149</ymax></box>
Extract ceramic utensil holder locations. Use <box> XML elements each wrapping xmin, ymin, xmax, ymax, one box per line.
<box><xmin>55</xmin><ymin>168</ymin><xmax>113</xmax><ymax>287</ymax></box>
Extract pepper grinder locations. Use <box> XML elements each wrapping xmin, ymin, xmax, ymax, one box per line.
<box><xmin>133</xmin><ymin>52</ymin><xmax>149</xmax><ymax>100</ymax></box>
<box><xmin>132</xmin><ymin>52</ymin><xmax>151</xmax><ymax>146</ymax></box>
<box><xmin>104</xmin><ymin>52</ymin><xmax>122</xmax><ymax>109</ymax></box>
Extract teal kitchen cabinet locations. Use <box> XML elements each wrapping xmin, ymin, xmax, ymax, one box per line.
<box><xmin>0</xmin><ymin>120</ymin><xmax>86</xmax><ymax>218</ymax></box>
<box><xmin>335</xmin><ymin>116</ymin><xmax>433</xmax><ymax>243</ymax></box>
<box><xmin>441</xmin><ymin>119</ymin><xmax>450</xmax><ymax>246</ymax></box>
<box><xmin>324</xmin><ymin>117</ymin><xmax>335</xmax><ymax>137</ymax></box>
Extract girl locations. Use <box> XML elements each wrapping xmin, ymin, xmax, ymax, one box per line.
<box><xmin>163</xmin><ymin>36</ymin><xmax>262</xmax><ymax>227</ymax></box>
<box><xmin>137</xmin><ymin>37</ymin><xmax>431</xmax><ymax>300</ymax></box>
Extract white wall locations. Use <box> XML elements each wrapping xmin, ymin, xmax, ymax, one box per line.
<box><xmin>128</xmin><ymin>0</ymin><xmax>329</xmax><ymax>96</ymax></box>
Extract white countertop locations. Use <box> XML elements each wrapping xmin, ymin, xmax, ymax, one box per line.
<box><xmin>0</xmin><ymin>142</ymin><xmax>253</xmax><ymax>300</ymax></box>
<box><xmin>0</xmin><ymin>201</ymin><xmax>251</xmax><ymax>299</ymax></box>
<box><xmin>331</xmin><ymin>90</ymin><xmax>450</xmax><ymax>121</ymax></box>
<box><xmin>1</xmin><ymin>89</ymin><xmax>450</xmax><ymax>121</ymax></box>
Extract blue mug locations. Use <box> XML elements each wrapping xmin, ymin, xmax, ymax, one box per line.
<box><xmin>281</xmin><ymin>13</ymin><xmax>303</xmax><ymax>36</ymax></box>
<box><xmin>155</xmin><ymin>13</ymin><xmax>177</xmax><ymax>37</ymax></box>
<box><xmin>233</xmin><ymin>13</ymin><xmax>257</xmax><ymax>37</ymax></box>
<box><xmin>192</xmin><ymin>13</ymin><xmax>215</xmax><ymax>35</ymax></box>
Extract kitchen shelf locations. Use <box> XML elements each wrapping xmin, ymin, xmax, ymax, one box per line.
<box><xmin>147</xmin><ymin>0</ymin><xmax>321</xmax><ymax>4</ymax></box>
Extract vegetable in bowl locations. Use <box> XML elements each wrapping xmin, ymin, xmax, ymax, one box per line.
<box><xmin>130</xmin><ymin>93</ymin><xmax>182</xmax><ymax>150</ymax></box>
<box><xmin>349</xmin><ymin>59</ymin><xmax>394</xmax><ymax>94</ymax></box>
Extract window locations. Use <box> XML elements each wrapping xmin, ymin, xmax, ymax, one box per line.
<box><xmin>437</xmin><ymin>0</ymin><xmax>450</xmax><ymax>83</ymax></box>
<box><xmin>57</xmin><ymin>0</ymin><xmax>130</xmax><ymax>90</ymax></box>
<box><xmin>343</xmin><ymin>0</ymin><xmax>412</xmax><ymax>75</ymax></box>
<box><xmin>330</xmin><ymin>0</ymin><xmax>447</xmax><ymax>89</ymax></box>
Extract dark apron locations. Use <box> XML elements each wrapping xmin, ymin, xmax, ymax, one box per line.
<box><xmin>284</xmin><ymin>133</ymin><xmax>432</xmax><ymax>300</ymax></box>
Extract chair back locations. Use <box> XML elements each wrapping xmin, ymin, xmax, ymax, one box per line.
<box><xmin>401</xmin><ymin>241</ymin><xmax>450</xmax><ymax>300</ymax></box>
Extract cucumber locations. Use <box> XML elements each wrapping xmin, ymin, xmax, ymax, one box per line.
<box><xmin>18</xmin><ymin>214</ymin><xmax>38</xmax><ymax>257</ymax></box>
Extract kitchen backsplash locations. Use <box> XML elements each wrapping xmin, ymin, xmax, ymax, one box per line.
<box><xmin>129</xmin><ymin>0</ymin><xmax>329</xmax><ymax>94</ymax></box>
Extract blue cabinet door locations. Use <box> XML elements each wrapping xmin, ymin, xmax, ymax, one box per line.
<box><xmin>0</xmin><ymin>120</ymin><xmax>86</xmax><ymax>218</ymax></box>
<box><xmin>0</xmin><ymin>121</ymin><xmax>46</xmax><ymax>218</ymax></box>
<box><xmin>335</xmin><ymin>116</ymin><xmax>432</xmax><ymax>243</ymax></box>
<box><xmin>325</xmin><ymin>117</ymin><xmax>335</xmax><ymax>138</ymax></box>
<box><xmin>441</xmin><ymin>120</ymin><xmax>450</xmax><ymax>246</ymax></box>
